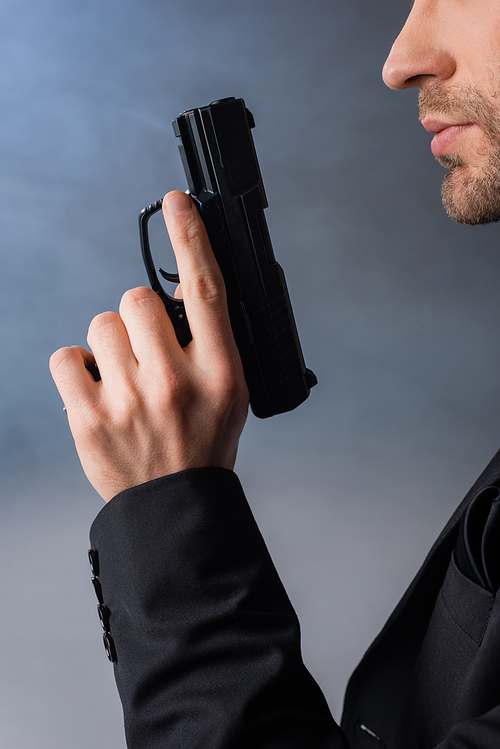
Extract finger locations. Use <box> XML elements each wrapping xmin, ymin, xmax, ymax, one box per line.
<box><xmin>86</xmin><ymin>310</ymin><xmax>137</xmax><ymax>384</ymax></box>
<box><xmin>73</xmin><ymin>345</ymin><xmax>101</xmax><ymax>381</ymax></box>
<box><xmin>118</xmin><ymin>286</ymin><xmax>182</xmax><ymax>367</ymax></box>
<box><xmin>162</xmin><ymin>191</ymin><xmax>234</xmax><ymax>356</ymax></box>
<box><xmin>49</xmin><ymin>345</ymin><xmax>98</xmax><ymax>411</ymax></box>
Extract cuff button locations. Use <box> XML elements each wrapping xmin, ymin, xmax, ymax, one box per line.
<box><xmin>97</xmin><ymin>603</ymin><xmax>110</xmax><ymax>633</ymax></box>
<box><xmin>88</xmin><ymin>549</ymin><xmax>100</xmax><ymax>577</ymax></box>
<box><xmin>91</xmin><ymin>576</ymin><xmax>104</xmax><ymax>605</ymax></box>
<box><xmin>103</xmin><ymin>633</ymin><xmax>117</xmax><ymax>663</ymax></box>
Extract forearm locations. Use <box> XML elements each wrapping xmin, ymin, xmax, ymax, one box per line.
<box><xmin>89</xmin><ymin>468</ymin><xmax>349</xmax><ymax>749</ymax></box>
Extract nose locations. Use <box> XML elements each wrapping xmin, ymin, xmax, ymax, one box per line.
<box><xmin>382</xmin><ymin>5</ymin><xmax>456</xmax><ymax>91</ymax></box>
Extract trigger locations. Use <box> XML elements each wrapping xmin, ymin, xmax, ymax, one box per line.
<box><xmin>158</xmin><ymin>268</ymin><xmax>180</xmax><ymax>283</ymax></box>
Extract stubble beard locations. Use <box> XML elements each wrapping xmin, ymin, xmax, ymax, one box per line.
<box><xmin>419</xmin><ymin>83</ymin><xmax>500</xmax><ymax>225</ymax></box>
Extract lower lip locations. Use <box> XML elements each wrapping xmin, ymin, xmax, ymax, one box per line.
<box><xmin>431</xmin><ymin>124</ymin><xmax>475</xmax><ymax>158</ymax></box>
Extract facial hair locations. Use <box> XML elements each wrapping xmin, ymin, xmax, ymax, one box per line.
<box><xmin>419</xmin><ymin>83</ymin><xmax>500</xmax><ymax>225</ymax></box>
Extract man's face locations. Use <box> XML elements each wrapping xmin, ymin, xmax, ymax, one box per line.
<box><xmin>383</xmin><ymin>0</ymin><xmax>500</xmax><ymax>225</ymax></box>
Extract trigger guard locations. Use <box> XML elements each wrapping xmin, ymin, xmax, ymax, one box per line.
<box><xmin>139</xmin><ymin>198</ymin><xmax>192</xmax><ymax>347</ymax></box>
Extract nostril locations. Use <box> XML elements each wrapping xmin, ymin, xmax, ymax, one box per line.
<box><xmin>404</xmin><ymin>74</ymin><xmax>424</xmax><ymax>87</ymax></box>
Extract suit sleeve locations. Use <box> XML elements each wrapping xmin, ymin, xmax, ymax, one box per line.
<box><xmin>89</xmin><ymin>467</ymin><xmax>350</xmax><ymax>749</ymax></box>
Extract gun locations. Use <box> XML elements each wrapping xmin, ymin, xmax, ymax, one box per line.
<box><xmin>139</xmin><ymin>96</ymin><xmax>317</xmax><ymax>419</ymax></box>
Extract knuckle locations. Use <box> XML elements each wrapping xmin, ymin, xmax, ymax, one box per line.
<box><xmin>88</xmin><ymin>311</ymin><xmax>120</xmax><ymax>337</ymax></box>
<box><xmin>182</xmin><ymin>213</ymin><xmax>206</xmax><ymax>244</ymax></box>
<box><xmin>158</xmin><ymin>369</ymin><xmax>191</xmax><ymax>410</ymax></box>
<box><xmin>49</xmin><ymin>347</ymin><xmax>75</xmax><ymax>376</ymax></box>
<box><xmin>208</xmin><ymin>361</ymin><xmax>249</xmax><ymax>413</ymax></box>
<box><xmin>148</xmin><ymin>362</ymin><xmax>198</xmax><ymax>417</ymax></box>
<box><xmin>226</xmin><ymin>372</ymin><xmax>249</xmax><ymax>408</ymax></box>
<box><xmin>74</xmin><ymin>399</ymin><xmax>103</xmax><ymax>434</ymax></box>
<box><xmin>186</xmin><ymin>272</ymin><xmax>225</xmax><ymax>306</ymax></box>
<box><xmin>120</xmin><ymin>286</ymin><xmax>158</xmax><ymax>311</ymax></box>
<box><xmin>87</xmin><ymin>312</ymin><xmax>123</xmax><ymax>349</ymax></box>
<box><xmin>110</xmin><ymin>389</ymin><xmax>142</xmax><ymax>428</ymax></box>
<box><xmin>74</xmin><ymin>387</ymin><xmax>141</xmax><ymax>439</ymax></box>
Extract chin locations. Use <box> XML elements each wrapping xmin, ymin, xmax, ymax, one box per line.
<box><xmin>441</xmin><ymin>162</ymin><xmax>500</xmax><ymax>225</ymax></box>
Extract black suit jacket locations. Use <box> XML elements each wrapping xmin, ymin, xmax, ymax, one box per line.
<box><xmin>89</xmin><ymin>454</ymin><xmax>500</xmax><ymax>748</ymax></box>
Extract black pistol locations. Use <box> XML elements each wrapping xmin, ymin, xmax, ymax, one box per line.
<box><xmin>139</xmin><ymin>96</ymin><xmax>317</xmax><ymax>419</ymax></box>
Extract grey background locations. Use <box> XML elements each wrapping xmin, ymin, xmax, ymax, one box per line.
<box><xmin>2</xmin><ymin>0</ymin><xmax>500</xmax><ymax>746</ymax></box>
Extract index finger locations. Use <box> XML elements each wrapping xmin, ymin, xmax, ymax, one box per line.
<box><xmin>162</xmin><ymin>191</ymin><xmax>235</xmax><ymax>356</ymax></box>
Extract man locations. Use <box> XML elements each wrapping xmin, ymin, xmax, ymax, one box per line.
<box><xmin>383</xmin><ymin>0</ymin><xmax>500</xmax><ymax>227</ymax></box>
<box><xmin>50</xmin><ymin>1</ymin><xmax>500</xmax><ymax>747</ymax></box>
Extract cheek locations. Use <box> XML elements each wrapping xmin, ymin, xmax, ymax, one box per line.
<box><xmin>485</xmin><ymin>62</ymin><xmax>500</xmax><ymax>101</ymax></box>
<box><xmin>466</xmin><ymin>128</ymin><xmax>495</xmax><ymax>165</ymax></box>
<box><xmin>465</xmin><ymin>4</ymin><xmax>500</xmax><ymax>94</ymax></box>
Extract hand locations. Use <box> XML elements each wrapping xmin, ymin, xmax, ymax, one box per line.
<box><xmin>50</xmin><ymin>191</ymin><xmax>249</xmax><ymax>502</ymax></box>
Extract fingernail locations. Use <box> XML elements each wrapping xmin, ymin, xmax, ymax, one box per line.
<box><xmin>164</xmin><ymin>192</ymin><xmax>193</xmax><ymax>214</ymax></box>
